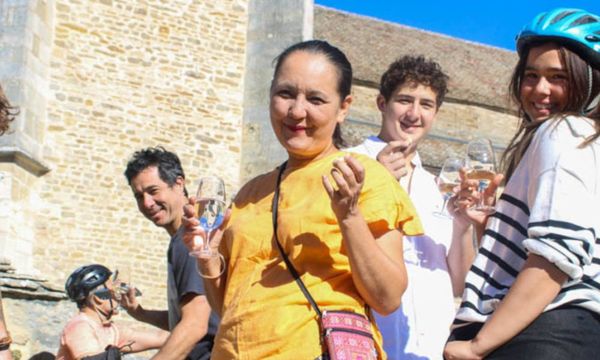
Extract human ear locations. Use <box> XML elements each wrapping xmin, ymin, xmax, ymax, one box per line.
<box><xmin>175</xmin><ymin>176</ymin><xmax>186</xmax><ymax>193</ymax></box>
<box><xmin>337</xmin><ymin>95</ymin><xmax>353</xmax><ymax>124</ymax></box>
<box><xmin>376</xmin><ymin>94</ymin><xmax>386</xmax><ymax>112</ymax></box>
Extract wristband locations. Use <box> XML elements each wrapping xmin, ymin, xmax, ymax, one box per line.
<box><xmin>196</xmin><ymin>253</ymin><xmax>226</xmax><ymax>279</ymax></box>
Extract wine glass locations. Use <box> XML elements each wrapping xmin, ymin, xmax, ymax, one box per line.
<box><xmin>192</xmin><ymin>176</ymin><xmax>226</xmax><ymax>257</ymax></box>
<box><xmin>465</xmin><ymin>138</ymin><xmax>496</xmax><ymax>214</ymax></box>
<box><xmin>434</xmin><ymin>157</ymin><xmax>463</xmax><ymax>218</ymax></box>
<box><xmin>111</xmin><ymin>263</ymin><xmax>141</xmax><ymax>308</ymax></box>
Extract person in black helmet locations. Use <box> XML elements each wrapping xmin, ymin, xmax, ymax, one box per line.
<box><xmin>56</xmin><ymin>264</ymin><xmax>168</xmax><ymax>360</ymax></box>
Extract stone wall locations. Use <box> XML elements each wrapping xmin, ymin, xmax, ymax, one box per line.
<box><xmin>1</xmin><ymin>0</ymin><xmax>249</xmax><ymax>357</ymax></box>
<box><xmin>39</xmin><ymin>0</ymin><xmax>248</xmax><ymax>301</ymax></box>
<box><xmin>239</xmin><ymin>0</ymin><xmax>313</xmax><ymax>183</ymax></box>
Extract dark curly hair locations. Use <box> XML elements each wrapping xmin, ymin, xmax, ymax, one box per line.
<box><xmin>124</xmin><ymin>146</ymin><xmax>188</xmax><ymax>196</ymax></box>
<box><xmin>379</xmin><ymin>55</ymin><xmax>449</xmax><ymax>107</ymax></box>
<box><xmin>0</xmin><ymin>85</ymin><xmax>18</xmax><ymax>136</ymax></box>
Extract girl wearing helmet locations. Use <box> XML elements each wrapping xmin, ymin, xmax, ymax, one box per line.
<box><xmin>57</xmin><ymin>265</ymin><xmax>168</xmax><ymax>360</ymax></box>
<box><xmin>444</xmin><ymin>8</ymin><xmax>600</xmax><ymax>360</ymax></box>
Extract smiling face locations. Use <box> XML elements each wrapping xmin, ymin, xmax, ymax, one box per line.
<box><xmin>519</xmin><ymin>43</ymin><xmax>568</xmax><ymax>122</ymax></box>
<box><xmin>269</xmin><ymin>50</ymin><xmax>352</xmax><ymax>164</ymax></box>
<box><xmin>130</xmin><ymin>166</ymin><xmax>186</xmax><ymax>235</ymax></box>
<box><xmin>377</xmin><ymin>81</ymin><xmax>438</xmax><ymax>149</ymax></box>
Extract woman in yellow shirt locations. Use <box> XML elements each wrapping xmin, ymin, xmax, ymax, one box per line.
<box><xmin>183</xmin><ymin>40</ymin><xmax>422</xmax><ymax>359</ymax></box>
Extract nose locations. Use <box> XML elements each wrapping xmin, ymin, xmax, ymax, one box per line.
<box><xmin>141</xmin><ymin>193</ymin><xmax>155</xmax><ymax>209</ymax></box>
<box><xmin>534</xmin><ymin>77</ymin><xmax>552</xmax><ymax>95</ymax></box>
<box><xmin>405</xmin><ymin>102</ymin><xmax>421</xmax><ymax>121</ymax></box>
<box><xmin>288</xmin><ymin>98</ymin><xmax>307</xmax><ymax>119</ymax></box>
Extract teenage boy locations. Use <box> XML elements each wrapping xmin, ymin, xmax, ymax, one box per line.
<box><xmin>347</xmin><ymin>56</ymin><xmax>475</xmax><ymax>360</ymax></box>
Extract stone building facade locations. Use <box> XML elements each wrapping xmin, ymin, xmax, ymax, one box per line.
<box><xmin>0</xmin><ymin>0</ymin><xmax>518</xmax><ymax>358</ymax></box>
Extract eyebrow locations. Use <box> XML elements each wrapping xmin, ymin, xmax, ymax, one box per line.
<box><xmin>524</xmin><ymin>65</ymin><xmax>566</xmax><ymax>72</ymax></box>
<box><xmin>396</xmin><ymin>94</ymin><xmax>436</xmax><ymax>104</ymax></box>
<box><xmin>133</xmin><ymin>184</ymin><xmax>159</xmax><ymax>198</ymax></box>
<box><xmin>273</xmin><ymin>82</ymin><xmax>330</xmax><ymax>99</ymax></box>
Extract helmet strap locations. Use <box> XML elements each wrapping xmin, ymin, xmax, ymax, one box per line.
<box><xmin>90</xmin><ymin>285</ymin><xmax>115</xmax><ymax>324</ymax></box>
<box><xmin>585</xmin><ymin>93</ymin><xmax>600</xmax><ymax>115</ymax></box>
<box><xmin>583</xmin><ymin>65</ymin><xmax>599</xmax><ymax>115</ymax></box>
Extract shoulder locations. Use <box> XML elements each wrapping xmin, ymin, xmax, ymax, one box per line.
<box><xmin>61</xmin><ymin>314</ymin><xmax>99</xmax><ymax>344</ymax></box>
<box><xmin>530</xmin><ymin>116</ymin><xmax>598</xmax><ymax>164</ymax></box>
<box><xmin>169</xmin><ymin>228</ymin><xmax>188</xmax><ymax>258</ymax></box>
<box><xmin>63</xmin><ymin>313</ymin><xmax>95</xmax><ymax>333</ymax></box>
<box><xmin>233</xmin><ymin>167</ymin><xmax>279</xmax><ymax>203</ymax></box>
<box><xmin>535</xmin><ymin>116</ymin><xmax>596</xmax><ymax>147</ymax></box>
<box><xmin>342</xmin><ymin>151</ymin><xmax>388</xmax><ymax>173</ymax></box>
<box><xmin>344</xmin><ymin>136</ymin><xmax>384</xmax><ymax>159</ymax></box>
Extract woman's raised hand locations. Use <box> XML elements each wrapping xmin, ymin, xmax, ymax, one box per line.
<box><xmin>449</xmin><ymin>167</ymin><xmax>503</xmax><ymax>238</ymax></box>
<box><xmin>322</xmin><ymin>155</ymin><xmax>365</xmax><ymax>220</ymax></box>
<box><xmin>182</xmin><ymin>196</ymin><xmax>231</xmax><ymax>260</ymax></box>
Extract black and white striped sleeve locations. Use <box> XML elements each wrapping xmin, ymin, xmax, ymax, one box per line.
<box><xmin>522</xmin><ymin>127</ymin><xmax>599</xmax><ymax>280</ymax></box>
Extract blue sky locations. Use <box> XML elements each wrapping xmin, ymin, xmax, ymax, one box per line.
<box><xmin>315</xmin><ymin>1</ymin><xmax>600</xmax><ymax>51</ymax></box>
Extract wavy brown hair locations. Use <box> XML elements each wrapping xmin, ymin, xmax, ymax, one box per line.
<box><xmin>502</xmin><ymin>41</ymin><xmax>600</xmax><ymax>181</ymax></box>
<box><xmin>379</xmin><ymin>55</ymin><xmax>449</xmax><ymax>108</ymax></box>
<box><xmin>0</xmin><ymin>86</ymin><xmax>18</xmax><ymax>136</ymax></box>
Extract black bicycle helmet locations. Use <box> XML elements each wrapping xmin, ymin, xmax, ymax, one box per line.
<box><xmin>65</xmin><ymin>264</ymin><xmax>112</xmax><ymax>302</ymax></box>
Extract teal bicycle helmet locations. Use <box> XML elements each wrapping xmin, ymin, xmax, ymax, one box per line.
<box><xmin>516</xmin><ymin>8</ymin><xmax>600</xmax><ymax>69</ymax></box>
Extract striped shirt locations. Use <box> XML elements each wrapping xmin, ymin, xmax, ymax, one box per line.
<box><xmin>454</xmin><ymin>116</ymin><xmax>600</xmax><ymax>327</ymax></box>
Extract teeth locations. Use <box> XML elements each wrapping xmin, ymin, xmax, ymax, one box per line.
<box><xmin>534</xmin><ymin>103</ymin><xmax>552</xmax><ymax>110</ymax></box>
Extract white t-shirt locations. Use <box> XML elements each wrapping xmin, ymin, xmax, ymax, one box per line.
<box><xmin>347</xmin><ymin>136</ymin><xmax>455</xmax><ymax>360</ymax></box>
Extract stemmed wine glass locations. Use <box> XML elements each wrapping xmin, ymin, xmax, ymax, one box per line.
<box><xmin>434</xmin><ymin>157</ymin><xmax>463</xmax><ymax>218</ymax></box>
<box><xmin>111</xmin><ymin>263</ymin><xmax>141</xmax><ymax>309</ymax></box>
<box><xmin>191</xmin><ymin>176</ymin><xmax>226</xmax><ymax>257</ymax></box>
<box><xmin>465</xmin><ymin>138</ymin><xmax>496</xmax><ymax>214</ymax></box>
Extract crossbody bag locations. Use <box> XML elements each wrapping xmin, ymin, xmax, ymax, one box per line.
<box><xmin>272</xmin><ymin>161</ymin><xmax>378</xmax><ymax>360</ymax></box>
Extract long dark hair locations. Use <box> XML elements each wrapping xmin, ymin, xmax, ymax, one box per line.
<box><xmin>272</xmin><ymin>40</ymin><xmax>352</xmax><ymax>149</ymax></box>
<box><xmin>0</xmin><ymin>85</ymin><xmax>18</xmax><ymax>136</ymax></box>
<box><xmin>502</xmin><ymin>41</ymin><xmax>600</xmax><ymax>181</ymax></box>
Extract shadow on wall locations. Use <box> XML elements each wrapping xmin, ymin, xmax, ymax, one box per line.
<box><xmin>29</xmin><ymin>352</ymin><xmax>55</xmax><ymax>360</ymax></box>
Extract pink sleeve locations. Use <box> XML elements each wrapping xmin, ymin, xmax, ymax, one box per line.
<box><xmin>61</xmin><ymin>321</ymin><xmax>104</xmax><ymax>359</ymax></box>
<box><xmin>116</xmin><ymin>325</ymin><xmax>136</xmax><ymax>350</ymax></box>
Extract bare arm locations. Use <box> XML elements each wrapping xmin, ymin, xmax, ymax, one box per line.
<box><xmin>446</xmin><ymin>219</ymin><xmax>475</xmax><ymax>297</ymax></box>
<box><xmin>121</xmin><ymin>289</ymin><xmax>170</xmax><ymax>330</ymax></box>
<box><xmin>323</xmin><ymin>155</ymin><xmax>407</xmax><ymax>314</ymax></box>
<box><xmin>151</xmin><ymin>294</ymin><xmax>212</xmax><ymax>360</ymax></box>
<box><xmin>119</xmin><ymin>326</ymin><xmax>169</xmax><ymax>353</ymax></box>
<box><xmin>444</xmin><ymin>254</ymin><xmax>567</xmax><ymax>359</ymax></box>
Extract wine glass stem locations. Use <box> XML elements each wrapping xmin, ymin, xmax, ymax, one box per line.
<box><xmin>441</xmin><ymin>195</ymin><xmax>449</xmax><ymax>216</ymax></box>
<box><xmin>203</xmin><ymin>229</ymin><xmax>212</xmax><ymax>253</ymax></box>
<box><xmin>478</xmin><ymin>181</ymin><xmax>486</xmax><ymax>208</ymax></box>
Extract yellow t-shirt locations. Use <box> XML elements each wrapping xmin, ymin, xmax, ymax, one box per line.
<box><xmin>214</xmin><ymin>151</ymin><xmax>423</xmax><ymax>360</ymax></box>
